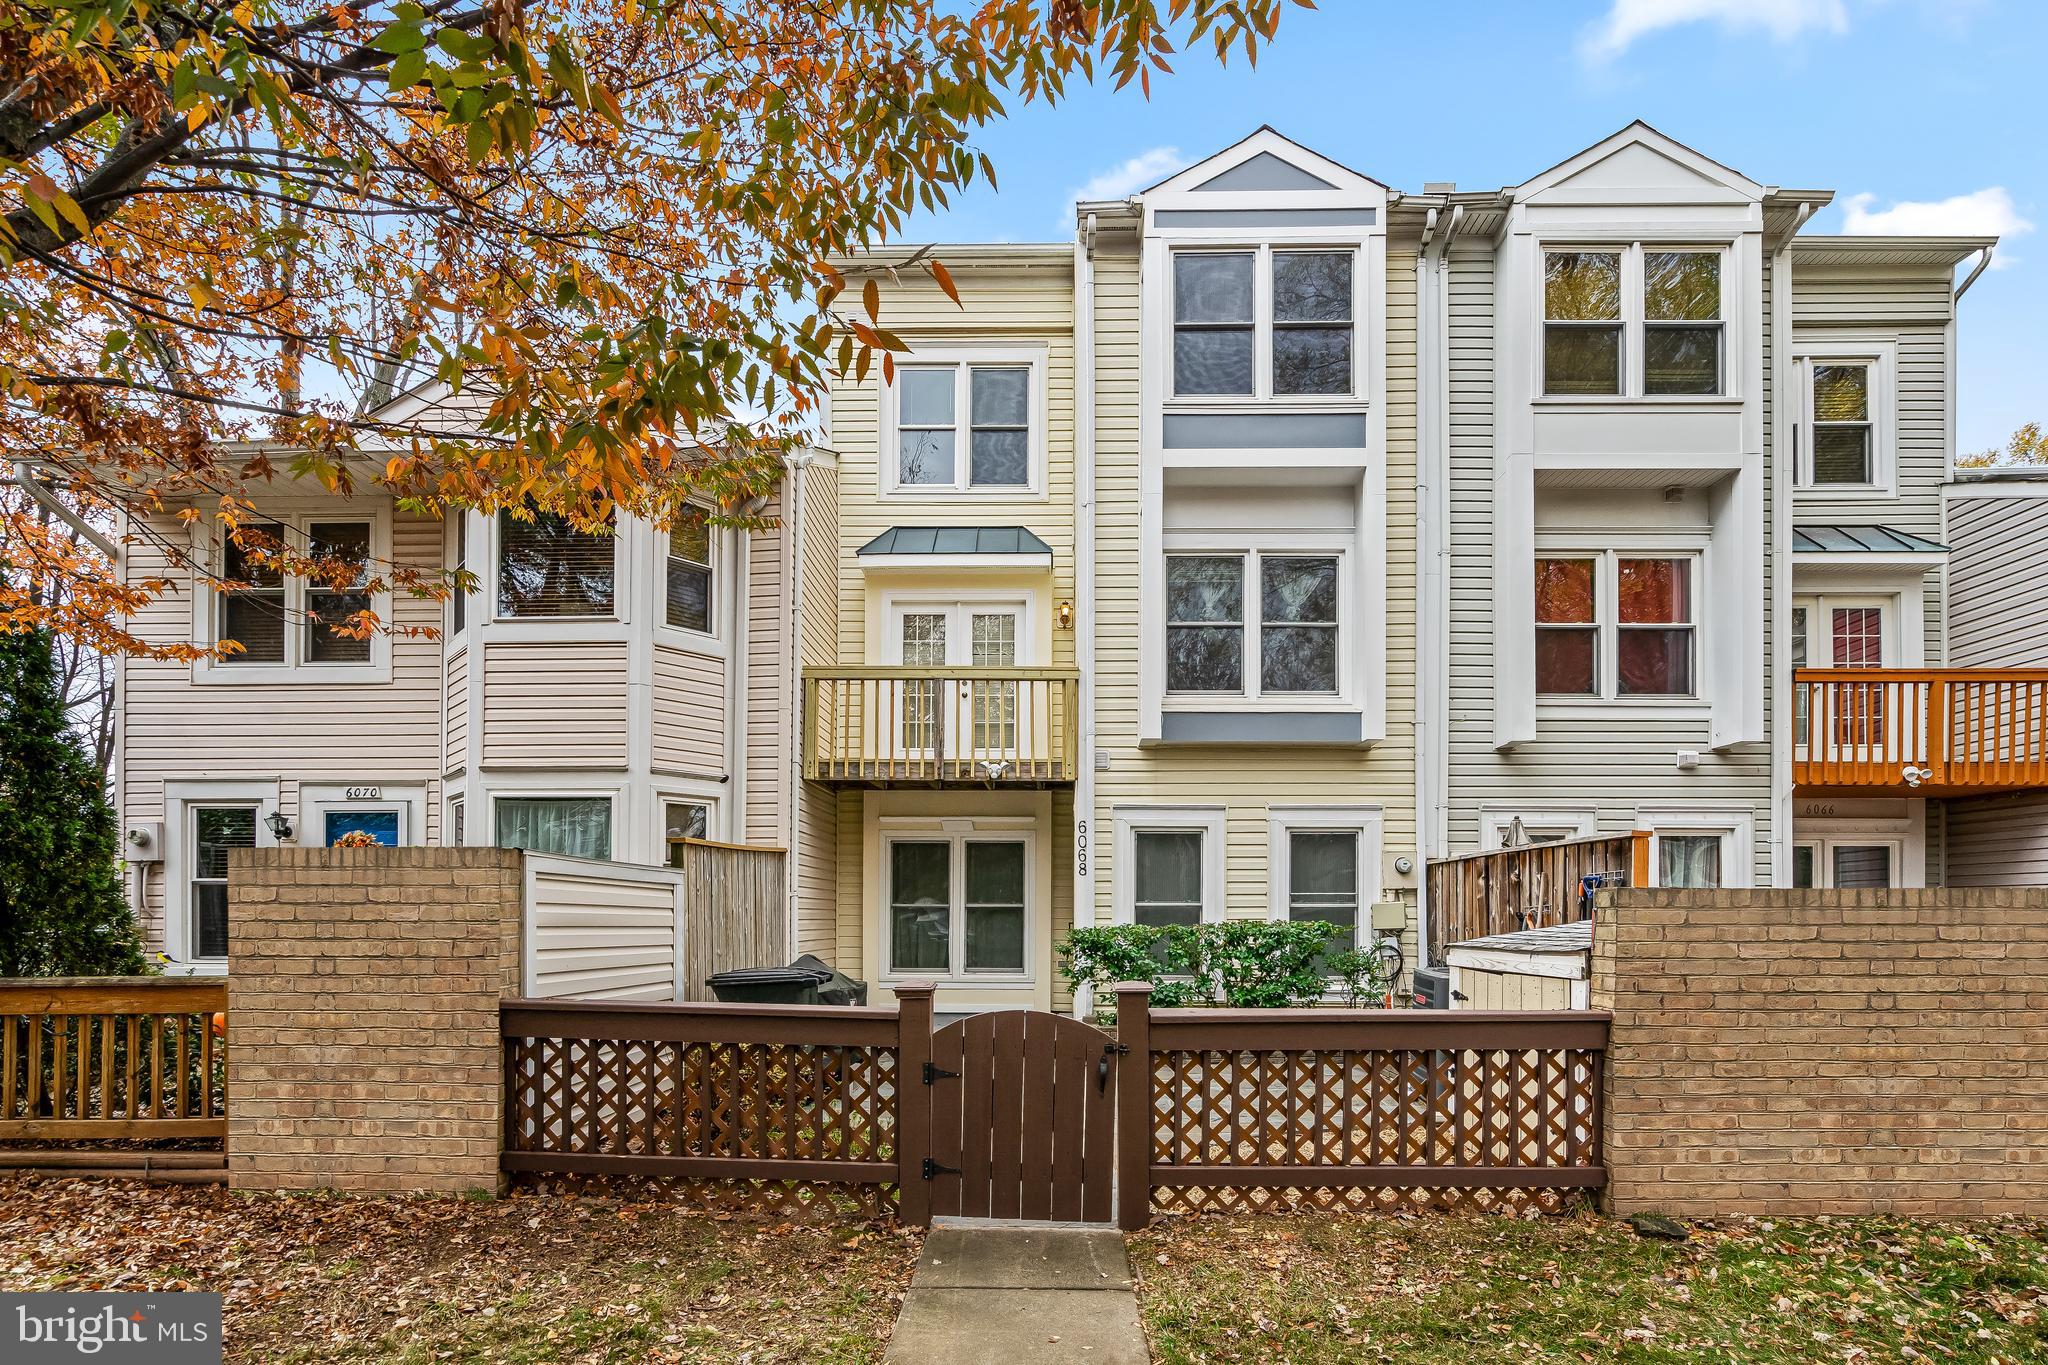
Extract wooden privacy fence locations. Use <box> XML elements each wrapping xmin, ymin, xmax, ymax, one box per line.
<box><xmin>501</xmin><ymin>983</ymin><xmax>1609</xmax><ymax>1226</ymax></box>
<box><xmin>0</xmin><ymin>978</ymin><xmax>227</xmax><ymax>1140</ymax></box>
<box><xmin>1427</xmin><ymin>831</ymin><xmax>1650</xmax><ymax>963</ymax></box>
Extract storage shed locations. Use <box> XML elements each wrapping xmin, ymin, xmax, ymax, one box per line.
<box><xmin>1444</xmin><ymin>921</ymin><xmax>1592</xmax><ymax>1011</ymax></box>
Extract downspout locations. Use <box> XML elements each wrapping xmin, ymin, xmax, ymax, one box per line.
<box><xmin>1421</xmin><ymin>206</ymin><xmax>1463</xmax><ymax>864</ymax></box>
<box><xmin>1954</xmin><ymin>246</ymin><xmax>1994</xmax><ymax>301</ymax></box>
<box><xmin>1413</xmin><ymin>208</ymin><xmax>1439</xmax><ymax>962</ymax></box>
<box><xmin>726</xmin><ymin>490</ymin><xmax>771</xmax><ymax>846</ymax></box>
<box><xmin>1769</xmin><ymin>200</ymin><xmax>1812</xmax><ymax>886</ymax></box>
<box><xmin>1072</xmin><ymin>212</ymin><xmax>1098</xmax><ymax>1018</ymax></box>
<box><xmin>782</xmin><ymin>451</ymin><xmax>809</xmax><ymax>953</ymax></box>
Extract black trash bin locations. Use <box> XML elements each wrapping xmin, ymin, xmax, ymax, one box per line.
<box><xmin>707</xmin><ymin>953</ymin><xmax>867</xmax><ymax>1006</ymax></box>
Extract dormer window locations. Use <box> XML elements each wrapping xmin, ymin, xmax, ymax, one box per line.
<box><xmin>1543</xmin><ymin>245</ymin><xmax>1723</xmax><ymax>398</ymax></box>
<box><xmin>1172</xmin><ymin>247</ymin><xmax>1357</xmax><ymax>399</ymax></box>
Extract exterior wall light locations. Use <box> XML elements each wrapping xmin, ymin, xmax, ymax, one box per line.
<box><xmin>1056</xmin><ymin>600</ymin><xmax>1075</xmax><ymax>630</ymax></box>
<box><xmin>265</xmin><ymin>811</ymin><xmax>295</xmax><ymax>841</ymax></box>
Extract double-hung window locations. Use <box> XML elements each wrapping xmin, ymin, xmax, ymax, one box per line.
<box><xmin>1284</xmin><ymin>830</ymin><xmax>1360</xmax><ymax>947</ymax></box>
<box><xmin>214</xmin><ymin>517</ymin><xmax>376</xmax><ymax>671</ymax></box>
<box><xmin>1535</xmin><ymin>553</ymin><xmax>1696</xmax><ymax>699</ymax></box>
<box><xmin>1794</xmin><ymin>352</ymin><xmax>1893</xmax><ymax>489</ymax></box>
<box><xmin>189</xmin><ymin>806</ymin><xmax>255</xmax><ymax>960</ymax></box>
<box><xmin>664</xmin><ymin>506</ymin><xmax>714</xmax><ymax>634</ymax></box>
<box><xmin>1543</xmin><ymin>245</ymin><xmax>1724</xmax><ymax>397</ymax></box>
<box><xmin>885</xmin><ymin>833</ymin><xmax>1029</xmax><ymax>978</ymax></box>
<box><xmin>1132</xmin><ymin>830</ymin><xmax>1205</xmax><ymax>931</ymax></box>
<box><xmin>1165</xmin><ymin>552</ymin><xmax>1342</xmax><ymax>698</ymax></box>
<box><xmin>1172</xmin><ymin>248</ymin><xmax>1357</xmax><ymax>398</ymax></box>
<box><xmin>497</xmin><ymin>511</ymin><xmax>616</xmax><ymax>619</ymax></box>
<box><xmin>891</xmin><ymin>361</ymin><xmax>1035</xmax><ymax>492</ymax></box>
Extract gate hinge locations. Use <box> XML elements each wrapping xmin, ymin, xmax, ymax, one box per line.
<box><xmin>921</xmin><ymin>1157</ymin><xmax>961</xmax><ymax>1181</ymax></box>
<box><xmin>922</xmin><ymin>1061</ymin><xmax>960</xmax><ymax>1085</ymax></box>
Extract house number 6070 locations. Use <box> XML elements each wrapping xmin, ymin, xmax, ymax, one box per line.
<box><xmin>345</xmin><ymin>786</ymin><xmax>382</xmax><ymax>800</ymax></box>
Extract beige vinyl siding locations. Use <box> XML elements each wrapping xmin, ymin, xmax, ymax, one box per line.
<box><xmin>1088</xmin><ymin>236</ymin><xmax>1419</xmax><ymax>927</ymax></box>
<box><xmin>1456</xmin><ymin>967</ymin><xmax>1573</xmax><ymax>1011</ymax></box>
<box><xmin>1946</xmin><ymin>491</ymin><xmax>2048</xmax><ymax>666</ymax></box>
<box><xmin>744</xmin><ymin>499</ymin><xmax>788</xmax><ymax>844</ymax></box>
<box><xmin>798</xmin><ymin>464</ymin><xmax>840</xmax><ymax>668</ymax></box>
<box><xmin>119</xmin><ymin>502</ymin><xmax>445</xmax><ymax>950</ymax></box>
<box><xmin>523</xmin><ymin>856</ymin><xmax>684</xmax><ymax>1000</ymax></box>
<box><xmin>445</xmin><ymin>646</ymin><xmax>468</xmax><ymax>775</ymax></box>
<box><xmin>650</xmin><ymin>644</ymin><xmax>725</xmax><ymax>773</ymax></box>
<box><xmin>1440</xmin><ymin>244</ymin><xmax>1772</xmax><ymax>876</ymax></box>
<box><xmin>793</xmin><ymin>463</ymin><xmax>841</xmax><ymax>959</ymax></box>
<box><xmin>482</xmin><ymin>640</ymin><xmax>630</xmax><ymax>768</ymax></box>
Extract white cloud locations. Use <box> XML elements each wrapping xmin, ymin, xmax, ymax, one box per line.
<box><xmin>1582</xmin><ymin>0</ymin><xmax>1849</xmax><ymax>62</ymax></box>
<box><xmin>1840</xmin><ymin>188</ymin><xmax>2033</xmax><ymax>265</ymax></box>
<box><xmin>1063</xmin><ymin>146</ymin><xmax>1188</xmax><ymax>222</ymax></box>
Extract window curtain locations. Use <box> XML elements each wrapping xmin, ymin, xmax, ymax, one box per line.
<box><xmin>495</xmin><ymin>798</ymin><xmax>612</xmax><ymax>860</ymax></box>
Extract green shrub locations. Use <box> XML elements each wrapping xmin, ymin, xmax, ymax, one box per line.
<box><xmin>1059</xmin><ymin>919</ymin><xmax>1389</xmax><ymax>1013</ymax></box>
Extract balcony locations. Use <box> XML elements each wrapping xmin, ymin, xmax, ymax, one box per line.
<box><xmin>1793</xmin><ymin>668</ymin><xmax>2048</xmax><ymax>797</ymax></box>
<box><xmin>802</xmin><ymin>667</ymin><xmax>1080</xmax><ymax>786</ymax></box>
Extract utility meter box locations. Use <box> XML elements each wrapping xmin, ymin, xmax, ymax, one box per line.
<box><xmin>123</xmin><ymin>821</ymin><xmax>164</xmax><ymax>863</ymax></box>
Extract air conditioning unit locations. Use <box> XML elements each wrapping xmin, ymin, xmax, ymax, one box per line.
<box><xmin>1411</xmin><ymin>965</ymin><xmax>1452</xmax><ymax>1010</ymax></box>
<box><xmin>123</xmin><ymin>821</ymin><xmax>164</xmax><ymax>863</ymax></box>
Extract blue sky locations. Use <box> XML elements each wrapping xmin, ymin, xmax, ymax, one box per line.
<box><xmin>905</xmin><ymin>0</ymin><xmax>2042</xmax><ymax>455</ymax></box>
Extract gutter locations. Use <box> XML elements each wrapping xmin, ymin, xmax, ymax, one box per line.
<box><xmin>782</xmin><ymin>450</ymin><xmax>810</xmax><ymax>952</ymax></box>
<box><xmin>1416</xmin><ymin>205</ymin><xmax>1463</xmax><ymax>867</ymax></box>
<box><xmin>1072</xmin><ymin>211</ymin><xmax>1099</xmax><ymax>1017</ymax></box>
<box><xmin>1955</xmin><ymin>245</ymin><xmax>1994</xmax><ymax>300</ymax></box>
<box><xmin>1768</xmin><ymin>200</ymin><xmax>1813</xmax><ymax>886</ymax></box>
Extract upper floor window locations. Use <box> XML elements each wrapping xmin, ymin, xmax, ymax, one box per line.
<box><xmin>1535</xmin><ymin>553</ymin><xmax>1695</xmax><ymax>699</ymax></box>
<box><xmin>449</xmin><ymin>514</ymin><xmax>467</xmax><ymax>636</ymax></box>
<box><xmin>1543</xmin><ymin>246</ymin><xmax>1723</xmax><ymax>397</ymax></box>
<box><xmin>664</xmin><ymin>506</ymin><xmax>713</xmax><ymax>634</ymax></box>
<box><xmin>217</xmin><ymin>517</ymin><xmax>373</xmax><ymax>668</ymax></box>
<box><xmin>1795</xmin><ymin>351</ymin><xmax>1893</xmax><ymax>491</ymax></box>
<box><xmin>497</xmin><ymin>511</ymin><xmax>615</xmax><ymax>619</ymax></box>
<box><xmin>1172</xmin><ymin>248</ymin><xmax>1356</xmax><ymax>399</ymax></box>
<box><xmin>1166</xmin><ymin>551</ymin><xmax>1341</xmax><ymax>698</ymax></box>
<box><xmin>892</xmin><ymin>362</ymin><xmax>1033</xmax><ymax>492</ymax></box>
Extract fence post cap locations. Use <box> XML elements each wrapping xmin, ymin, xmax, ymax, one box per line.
<box><xmin>893</xmin><ymin>980</ymin><xmax>938</xmax><ymax>997</ymax></box>
<box><xmin>1110</xmin><ymin>981</ymin><xmax>1153</xmax><ymax>998</ymax></box>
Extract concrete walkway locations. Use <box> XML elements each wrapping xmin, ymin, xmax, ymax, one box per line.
<box><xmin>885</xmin><ymin>1222</ymin><xmax>1147</xmax><ymax>1364</ymax></box>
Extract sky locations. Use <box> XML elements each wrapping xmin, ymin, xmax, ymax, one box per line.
<box><xmin>901</xmin><ymin>0</ymin><xmax>2043</xmax><ymax>456</ymax></box>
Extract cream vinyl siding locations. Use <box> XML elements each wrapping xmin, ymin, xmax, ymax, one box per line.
<box><xmin>798</xmin><ymin>464</ymin><xmax>841</xmax><ymax>668</ymax></box>
<box><xmin>650</xmin><ymin>644</ymin><xmax>725</xmax><ymax>773</ymax></box>
<box><xmin>523</xmin><ymin>855</ymin><xmax>684</xmax><ymax>1000</ymax></box>
<box><xmin>482</xmin><ymin>640</ymin><xmax>630</xmax><ymax>768</ymax></box>
<box><xmin>1088</xmin><ymin>234</ymin><xmax>1419</xmax><ymax>931</ymax></box>
<box><xmin>745</xmin><ymin>492</ymin><xmax>788</xmax><ymax>843</ymax></box>
<box><xmin>118</xmin><ymin>503</ymin><xmax>445</xmax><ymax>949</ymax></box>
<box><xmin>793</xmin><ymin>465</ymin><xmax>841</xmax><ymax>958</ymax></box>
<box><xmin>445</xmin><ymin>647</ymin><xmax>468</xmax><ymax>775</ymax></box>
<box><xmin>1439</xmin><ymin>244</ymin><xmax>1772</xmax><ymax>875</ymax></box>
<box><xmin>825</xmin><ymin>257</ymin><xmax>1077</xmax><ymax>669</ymax></box>
<box><xmin>1947</xmin><ymin>491</ymin><xmax>2048</xmax><ymax>667</ymax></box>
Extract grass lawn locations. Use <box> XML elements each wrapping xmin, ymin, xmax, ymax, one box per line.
<box><xmin>0</xmin><ymin>1176</ymin><xmax>920</xmax><ymax>1363</ymax></box>
<box><xmin>1134</xmin><ymin>1212</ymin><xmax>2048</xmax><ymax>1363</ymax></box>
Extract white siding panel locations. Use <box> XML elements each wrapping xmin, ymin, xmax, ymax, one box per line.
<box><xmin>481</xmin><ymin>640</ymin><xmax>630</xmax><ymax>768</ymax></box>
<box><xmin>650</xmin><ymin>644</ymin><xmax>725</xmax><ymax>774</ymax></box>
<box><xmin>523</xmin><ymin>855</ymin><xmax>685</xmax><ymax>999</ymax></box>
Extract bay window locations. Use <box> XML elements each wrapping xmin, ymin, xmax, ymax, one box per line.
<box><xmin>1172</xmin><ymin>247</ymin><xmax>1357</xmax><ymax>398</ymax></box>
<box><xmin>497</xmin><ymin>511</ymin><xmax>616</xmax><ymax>619</ymax></box>
<box><xmin>889</xmin><ymin>358</ymin><xmax>1037</xmax><ymax>492</ymax></box>
<box><xmin>885</xmin><ymin>834</ymin><xmax>1030</xmax><ymax>978</ymax></box>
<box><xmin>494</xmin><ymin>796</ymin><xmax>612</xmax><ymax>860</ymax></box>
<box><xmin>1536</xmin><ymin>553</ymin><xmax>1696</xmax><ymax>699</ymax></box>
<box><xmin>1166</xmin><ymin>551</ymin><xmax>1342</xmax><ymax>698</ymax></box>
<box><xmin>1543</xmin><ymin>245</ymin><xmax>1724</xmax><ymax>397</ymax></box>
<box><xmin>665</xmin><ymin>507</ymin><xmax>713</xmax><ymax>634</ymax></box>
<box><xmin>663</xmin><ymin>800</ymin><xmax>710</xmax><ymax>867</ymax></box>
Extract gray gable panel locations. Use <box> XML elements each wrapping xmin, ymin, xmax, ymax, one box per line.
<box><xmin>857</xmin><ymin>525</ymin><xmax>1053</xmax><ymax>557</ymax></box>
<box><xmin>1163</xmin><ymin>413</ymin><xmax>1368</xmax><ymax>449</ymax></box>
<box><xmin>1192</xmin><ymin>151</ymin><xmax>1336</xmax><ymax>193</ymax></box>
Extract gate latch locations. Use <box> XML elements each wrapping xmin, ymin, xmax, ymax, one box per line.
<box><xmin>921</xmin><ymin>1157</ymin><xmax>961</xmax><ymax>1181</ymax></box>
<box><xmin>922</xmin><ymin>1061</ymin><xmax>960</xmax><ymax>1085</ymax></box>
<box><xmin>1099</xmin><ymin>1042</ymin><xmax>1129</xmax><ymax>1094</ymax></box>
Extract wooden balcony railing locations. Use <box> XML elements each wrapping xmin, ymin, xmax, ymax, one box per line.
<box><xmin>1794</xmin><ymin>668</ymin><xmax>2048</xmax><ymax>796</ymax></box>
<box><xmin>1426</xmin><ymin>832</ymin><xmax>1651</xmax><ymax>964</ymax></box>
<box><xmin>803</xmin><ymin>667</ymin><xmax>1081</xmax><ymax>785</ymax></box>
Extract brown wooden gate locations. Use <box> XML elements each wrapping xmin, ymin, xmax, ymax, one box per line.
<box><xmin>920</xmin><ymin>1009</ymin><xmax>1118</xmax><ymax>1222</ymax></box>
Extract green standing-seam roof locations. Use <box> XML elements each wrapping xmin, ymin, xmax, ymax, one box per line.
<box><xmin>1791</xmin><ymin>524</ymin><xmax>1948</xmax><ymax>555</ymax></box>
<box><xmin>856</xmin><ymin>526</ymin><xmax>1054</xmax><ymax>557</ymax></box>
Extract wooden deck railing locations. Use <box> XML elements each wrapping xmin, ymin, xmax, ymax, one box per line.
<box><xmin>0</xmin><ymin>978</ymin><xmax>227</xmax><ymax>1140</ymax></box>
<box><xmin>802</xmin><ymin>667</ymin><xmax>1080</xmax><ymax>785</ymax></box>
<box><xmin>1794</xmin><ymin>668</ymin><xmax>2048</xmax><ymax>796</ymax></box>
<box><xmin>1426</xmin><ymin>833</ymin><xmax>1650</xmax><ymax>964</ymax></box>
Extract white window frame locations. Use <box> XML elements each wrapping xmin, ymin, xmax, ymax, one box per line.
<box><xmin>491</xmin><ymin>508</ymin><xmax>626</xmax><ymax>626</ymax></box>
<box><xmin>1635</xmin><ymin>804</ymin><xmax>1754</xmax><ymax>889</ymax></box>
<box><xmin>878</xmin><ymin>819</ymin><xmax>1037</xmax><ymax>985</ymax></box>
<box><xmin>1112</xmin><ymin>805</ymin><xmax>1227</xmax><ymax>927</ymax></box>
<box><xmin>880</xmin><ymin>594</ymin><xmax>1037</xmax><ymax>667</ymax></box>
<box><xmin>1794</xmin><ymin>342</ymin><xmax>1897</xmax><ymax>497</ymax></box>
<box><xmin>653</xmin><ymin>502</ymin><xmax>723</xmax><ymax>650</ymax></box>
<box><xmin>1265</xmin><ymin>807</ymin><xmax>1384</xmax><ymax>950</ymax></box>
<box><xmin>161</xmin><ymin>779</ymin><xmax>282</xmax><ymax>969</ymax></box>
<box><xmin>488</xmin><ymin>789</ymin><xmax>620</xmax><ymax>862</ymax></box>
<box><xmin>296</xmin><ymin>781</ymin><xmax>427</xmax><ymax>850</ymax></box>
<box><xmin>1536</xmin><ymin>241</ymin><xmax>1732</xmax><ymax>402</ymax></box>
<box><xmin>879</xmin><ymin>347</ymin><xmax>1047</xmax><ymax>498</ymax></box>
<box><xmin>1166</xmin><ymin>244</ymin><xmax>1363</xmax><ymax>403</ymax></box>
<box><xmin>1161</xmin><ymin>535</ymin><xmax>1351</xmax><ymax>707</ymax></box>
<box><xmin>1477</xmin><ymin>805</ymin><xmax>1599</xmax><ymax>848</ymax></box>
<box><xmin>1793</xmin><ymin>835</ymin><xmax>1907</xmax><ymax>889</ymax></box>
<box><xmin>193</xmin><ymin>509</ymin><xmax>392</xmax><ymax>685</ymax></box>
<box><xmin>447</xmin><ymin>795</ymin><xmax>466</xmax><ymax>847</ymax></box>
<box><xmin>1533</xmin><ymin>546</ymin><xmax>1704</xmax><ymax>705</ymax></box>
<box><xmin>654</xmin><ymin>787</ymin><xmax>722</xmax><ymax>864</ymax></box>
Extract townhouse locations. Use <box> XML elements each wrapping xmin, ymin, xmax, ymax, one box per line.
<box><xmin>109</xmin><ymin>123</ymin><xmax>2042</xmax><ymax>1004</ymax></box>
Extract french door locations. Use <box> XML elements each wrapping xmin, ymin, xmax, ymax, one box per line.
<box><xmin>884</xmin><ymin>601</ymin><xmax>1030</xmax><ymax>768</ymax></box>
<box><xmin>1793</xmin><ymin>595</ymin><xmax>1895</xmax><ymax>752</ymax></box>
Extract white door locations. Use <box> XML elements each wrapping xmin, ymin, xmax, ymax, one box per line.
<box><xmin>1793</xmin><ymin>838</ymin><xmax>1903</xmax><ymax>889</ymax></box>
<box><xmin>1794</xmin><ymin>595</ymin><xmax>1896</xmax><ymax>755</ymax></box>
<box><xmin>884</xmin><ymin>601</ymin><xmax>1030</xmax><ymax>769</ymax></box>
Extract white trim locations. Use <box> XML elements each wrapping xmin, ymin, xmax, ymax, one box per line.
<box><xmin>1164</xmin><ymin>244</ymin><xmax>1365</xmax><ymax>403</ymax></box>
<box><xmin>296</xmin><ymin>781</ymin><xmax>427</xmax><ymax>849</ymax></box>
<box><xmin>1635</xmin><ymin>803</ymin><xmax>1756</xmax><ymax>888</ymax></box>
<box><xmin>878</xmin><ymin>347</ymin><xmax>1049</xmax><ymax>499</ymax></box>
<box><xmin>161</xmin><ymin>779</ymin><xmax>282</xmax><ymax>966</ymax></box>
<box><xmin>1264</xmin><ymin>806</ymin><xmax>1385</xmax><ymax>945</ymax></box>
<box><xmin>486</xmin><ymin>786</ymin><xmax>623</xmax><ymax>861</ymax></box>
<box><xmin>1476</xmin><ymin>804</ymin><xmax>1598</xmax><ymax>848</ymax></box>
<box><xmin>650</xmin><ymin>504</ymin><xmax>729</xmax><ymax>655</ymax></box>
<box><xmin>1538</xmin><ymin>242</ymin><xmax>1735</xmax><ymax>402</ymax></box>
<box><xmin>877</xmin><ymin>819</ymin><xmax>1039</xmax><ymax>987</ymax></box>
<box><xmin>1112</xmin><ymin>805</ymin><xmax>1227</xmax><ymax>926</ymax></box>
<box><xmin>191</xmin><ymin>506</ymin><xmax>394</xmax><ymax>685</ymax></box>
<box><xmin>1157</xmin><ymin>536</ymin><xmax>1355</xmax><ymax>710</ymax></box>
<box><xmin>489</xmin><ymin>507</ymin><xmax>628</xmax><ymax>628</ymax></box>
<box><xmin>1531</xmin><ymin>545</ymin><xmax>1705</xmax><ymax>708</ymax></box>
<box><xmin>1792</xmin><ymin>340</ymin><xmax>1898</xmax><ymax>498</ymax></box>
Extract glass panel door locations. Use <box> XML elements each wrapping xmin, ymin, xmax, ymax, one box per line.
<box><xmin>969</xmin><ymin>610</ymin><xmax>1021</xmax><ymax>759</ymax></box>
<box><xmin>899</xmin><ymin>612</ymin><xmax>947</xmax><ymax>755</ymax></box>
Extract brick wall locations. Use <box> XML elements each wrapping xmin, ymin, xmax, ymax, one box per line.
<box><xmin>1593</xmin><ymin>888</ymin><xmax>2048</xmax><ymax>1217</ymax></box>
<box><xmin>227</xmin><ymin>847</ymin><xmax>522</xmax><ymax>1195</ymax></box>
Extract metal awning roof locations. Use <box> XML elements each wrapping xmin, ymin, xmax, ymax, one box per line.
<box><xmin>1450</xmin><ymin>922</ymin><xmax>1593</xmax><ymax>955</ymax></box>
<box><xmin>857</xmin><ymin>526</ymin><xmax>1053</xmax><ymax>558</ymax></box>
<box><xmin>1792</xmin><ymin>524</ymin><xmax>1948</xmax><ymax>555</ymax></box>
